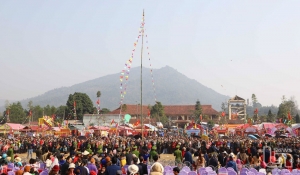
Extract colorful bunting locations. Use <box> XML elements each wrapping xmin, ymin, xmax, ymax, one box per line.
<box><xmin>144</xmin><ymin>30</ymin><xmax>157</xmax><ymax>102</ymax></box>
<box><xmin>118</xmin><ymin>13</ymin><xmax>145</xmax><ymax>106</ymax></box>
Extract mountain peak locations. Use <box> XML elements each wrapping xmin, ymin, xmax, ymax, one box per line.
<box><xmin>15</xmin><ymin>66</ymin><xmax>229</xmax><ymax>111</ymax></box>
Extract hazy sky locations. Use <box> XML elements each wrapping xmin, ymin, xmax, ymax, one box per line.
<box><xmin>1</xmin><ymin>1</ymin><xmax>300</xmax><ymax>107</ymax></box>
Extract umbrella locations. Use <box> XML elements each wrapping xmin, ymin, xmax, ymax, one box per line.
<box><xmin>78</xmin><ymin>136</ymin><xmax>87</xmax><ymax>140</ymax></box>
<box><xmin>192</xmin><ymin>135</ymin><xmax>200</xmax><ymax>138</ymax></box>
<box><xmin>221</xmin><ymin>135</ymin><xmax>229</xmax><ymax>139</ymax></box>
<box><xmin>277</xmin><ymin>134</ymin><xmax>287</xmax><ymax>138</ymax></box>
<box><xmin>134</xmin><ymin>135</ymin><xmax>142</xmax><ymax>139</ymax></box>
<box><xmin>248</xmin><ymin>134</ymin><xmax>257</xmax><ymax>140</ymax></box>
<box><xmin>201</xmin><ymin>135</ymin><xmax>209</xmax><ymax>140</ymax></box>
<box><xmin>265</xmin><ymin>134</ymin><xmax>272</xmax><ymax>137</ymax></box>
<box><xmin>253</xmin><ymin>134</ymin><xmax>260</xmax><ymax>138</ymax></box>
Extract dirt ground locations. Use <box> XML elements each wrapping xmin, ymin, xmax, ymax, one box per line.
<box><xmin>159</xmin><ymin>154</ymin><xmax>175</xmax><ymax>161</ymax></box>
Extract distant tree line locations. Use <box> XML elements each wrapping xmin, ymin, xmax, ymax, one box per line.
<box><xmin>1</xmin><ymin>91</ymin><xmax>111</xmax><ymax>124</ymax></box>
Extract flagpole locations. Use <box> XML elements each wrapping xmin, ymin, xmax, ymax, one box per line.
<box><xmin>141</xmin><ymin>10</ymin><xmax>144</xmax><ymax>139</ymax></box>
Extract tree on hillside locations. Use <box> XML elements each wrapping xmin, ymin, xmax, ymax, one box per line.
<box><xmin>296</xmin><ymin>114</ymin><xmax>300</xmax><ymax>123</ymax></box>
<box><xmin>221</xmin><ymin>102</ymin><xmax>228</xmax><ymax>112</ymax></box>
<box><xmin>55</xmin><ymin>105</ymin><xmax>67</xmax><ymax>119</ymax></box>
<box><xmin>97</xmin><ymin>91</ymin><xmax>101</xmax><ymax>98</ymax></box>
<box><xmin>194</xmin><ymin>100</ymin><xmax>202</xmax><ymax>122</ymax></box>
<box><xmin>151</xmin><ymin>101</ymin><xmax>168</xmax><ymax>125</ymax></box>
<box><xmin>9</xmin><ymin>102</ymin><xmax>27</xmax><ymax>124</ymax></box>
<box><xmin>277</xmin><ymin>99</ymin><xmax>296</xmax><ymax>120</ymax></box>
<box><xmin>32</xmin><ymin>105</ymin><xmax>43</xmax><ymax>122</ymax></box>
<box><xmin>252</xmin><ymin>94</ymin><xmax>257</xmax><ymax>105</ymax></box>
<box><xmin>66</xmin><ymin>92</ymin><xmax>94</xmax><ymax>120</ymax></box>
<box><xmin>27</xmin><ymin>101</ymin><xmax>33</xmax><ymax>111</ymax></box>
<box><xmin>267</xmin><ymin>109</ymin><xmax>275</xmax><ymax>122</ymax></box>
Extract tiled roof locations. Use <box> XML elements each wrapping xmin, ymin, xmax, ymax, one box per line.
<box><xmin>109</xmin><ymin>104</ymin><xmax>219</xmax><ymax>116</ymax></box>
<box><xmin>230</xmin><ymin>95</ymin><xmax>245</xmax><ymax>101</ymax></box>
<box><xmin>23</xmin><ymin>122</ymin><xmax>39</xmax><ymax>126</ymax></box>
<box><xmin>163</xmin><ymin>105</ymin><xmax>219</xmax><ymax>116</ymax></box>
<box><xmin>109</xmin><ymin>105</ymin><xmax>150</xmax><ymax>115</ymax></box>
<box><xmin>5</xmin><ymin>123</ymin><xmax>25</xmax><ymax>130</ymax></box>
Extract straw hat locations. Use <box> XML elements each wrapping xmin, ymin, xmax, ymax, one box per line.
<box><xmin>69</xmin><ymin>163</ymin><xmax>76</xmax><ymax>169</ymax></box>
<box><xmin>83</xmin><ymin>150</ymin><xmax>89</xmax><ymax>156</ymax></box>
<box><xmin>15</xmin><ymin>157</ymin><xmax>21</xmax><ymax>162</ymax></box>
<box><xmin>128</xmin><ymin>165</ymin><xmax>139</xmax><ymax>175</ymax></box>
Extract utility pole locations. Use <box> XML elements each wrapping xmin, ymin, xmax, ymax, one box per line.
<box><xmin>140</xmin><ymin>10</ymin><xmax>144</xmax><ymax>139</ymax></box>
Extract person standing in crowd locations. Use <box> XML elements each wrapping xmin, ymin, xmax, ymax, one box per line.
<box><xmin>174</xmin><ymin>145</ymin><xmax>182</xmax><ymax>163</ymax></box>
<box><xmin>126</xmin><ymin>148</ymin><xmax>133</xmax><ymax>165</ymax></box>
<box><xmin>183</xmin><ymin>147</ymin><xmax>193</xmax><ymax>164</ymax></box>
<box><xmin>106</xmin><ymin>157</ymin><xmax>121</xmax><ymax>175</ymax></box>
<box><xmin>61</xmin><ymin>156</ymin><xmax>73</xmax><ymax>175</ymax></box>
<box><xmin>139</xmin><ymin>156</ymin><xmax>148</xmax><ymax>175</ymax></box>
<box><xmin>27</xmin><ymin>142</ymin><xmax>33</xmax><ymax>159</ymax></box>
<box><xmin>226</xmin><ymin>155</ymin><xmax>237</xmax><ymax>172</ymax></box>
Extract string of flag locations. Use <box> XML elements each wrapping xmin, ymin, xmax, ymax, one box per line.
<box><xmin>144</xmin><ymin>30</ymin><xmax>157</xmax><ymax>102</ymax></box>
<box><xmin>119</xmin><ymin>14</ymin><xmax>145</xmax><ymax>105</ymax></box>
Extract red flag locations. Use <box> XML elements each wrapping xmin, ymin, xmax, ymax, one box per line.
<box><xmin>73</xmin><ymin>101</ymin><xmax>76</xmax><ymax>107</ymax></box>
<box><xmin>110</xmin><ymin>119</ymin><xmax>115</xmax><ymax>125</ymax></box>
<box><xmin>254</xmin><ymin>108</ymin><xmax>258</xmax><ymax>114</ymax></box>
<box><xmin>221</xmin><ymin>112</ymin><xmax>225</xmax><ymax>117</ymax></box>
<box><xmin>288</xmin><ymin>112</ymin><xmax>292</xmax><ymax>120</ymax></box>
<box><xmin>96</xmin><ymin>99</ymin><xmax>100</xmax><ymax>105</ymax></box>
<box><xmin>134</xmin><ymin>120</ymin><xmax>140</xmax><ymax>126</ymax></box>
<box><xmin>200</xmin><ymin>114</ymin><xmax>203</xmax><ymax>120</ymax></box>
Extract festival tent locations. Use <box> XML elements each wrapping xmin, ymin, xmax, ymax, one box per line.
<box><xmin>134</xmin><ymin>124</ymin><xmax>158</xmax><ymax>131</ymax></box>
<box><xmin>0</xmin><ymin>123</ymin><xmax>25</xmax><ymax>134</ymax></box>
<box><xmin>88</xmin><ymin>126</ymin><xmax>109</xmax><ymax>136</ymax></box>
<box><xmin>186</xmin><ymin>123</ymin><xmax>204</xmax><ymax>130</ymax></box>
<box><xmin>89</xmin><ymin>126</ymin><xmax>110</xmax><ymax>131</ymax></box>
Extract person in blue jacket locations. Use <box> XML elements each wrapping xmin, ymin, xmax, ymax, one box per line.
<box><xmin>226</xmin><ymin>155</ymin><xmax>238</xmax><ymax>172</ymax></box>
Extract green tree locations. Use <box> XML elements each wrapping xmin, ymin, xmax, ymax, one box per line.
<box><xmin>50</xmin><ymin>106</ymin><xmax>56</xmax><ymax>115</ymax></box>
<box><xmin>266</xmin><ymin>109</ymin><xmax>274</xmax><ymax>122</ymax></box>
<box><xmin>101</xmin><ymin>108</ymin><xmax>111</xmax><ymax>114</ymax></box>
<box><xmin>221</xmin><ymin>102</ymin><xmax>227</xmax><ymax>112</ymax></box>
<box><xmin>121</xmin><ymin>104</ymin><xmax>127</xmax><ymax>112</ymax></box>
<box><xmin>252</xmin><ymin>94</ymin><xmax>259</xmax><ymax>108</ymax></box>
<box><xmin>66</xmin><ymin>92</ymin><xmax>94</xmax><ymax>120</ymax></box>
<box><xmin>194</xmin><ymin>100</ymin><xmax>202</xmax><ymax>121</ymax></box>
<box><xmin>32</xmin><ymin>105</ymin><xmax>43</xmax><ymax>121</ymax></box>
<box><xmin>207</xmin><ymin>120</ymin><xmax>215</xmax><ymax>130</ymax></box>
<box><xmin>9</xmin><ymin>102</ymin><xmax>27</xmax><ymax>123</ymax></box>
<box><xmin>55</xmin><ymin>105</ymin><xmax>67</xmax><ymax>119</ymax></box>
<box><xmin>151</xmin><ymin>101</ymin><xmax>168</xmax><ymax>125</ymax></box>
<box><xmin>27</xmin><ymin>100</ymin><xmax>33</xmax><ymax>111</ymax></box>
<box><xmin>295</xmin><ymin>113</ymin><xmax>300</xmax><ymax>123</ymax></box>
<box><xmin>97</xmin><ymin>91</ymin><xmax>101</xmax><ymax>98</ymax></box>
<box><xmin>277</xmin><ymin>99</ymin><xmax>296</xmax><ymax>120</ymax></box>
<box><xmin>43</xmin><ymin>105</ymin><xmax>52</xmax><ymax>116</ymax></box>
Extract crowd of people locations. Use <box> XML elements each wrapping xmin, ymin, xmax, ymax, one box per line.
<box><xmin>0</xmin><ymin>133</ymin><xmax>298</xmax><ymax>175</ymax></box>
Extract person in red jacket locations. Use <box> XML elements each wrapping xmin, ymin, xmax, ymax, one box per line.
<box><xmin>182</xmin><ymin>147</ymin><xmax>186</xmax><ymax>158</ymax></box>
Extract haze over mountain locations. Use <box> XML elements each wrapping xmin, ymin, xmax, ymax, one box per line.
<box><xmin>5</xmin><ymin>66</ymin><xmax>229</xmax><ymax>111</ymax></box>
